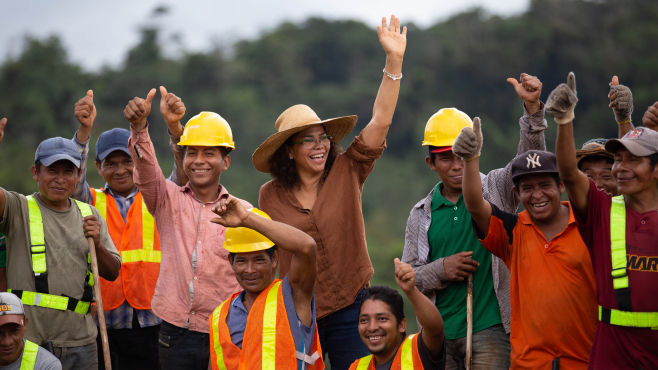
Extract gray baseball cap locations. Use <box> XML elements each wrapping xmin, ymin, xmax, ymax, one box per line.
<box><xmin>0</xmin><ymin>292</ymin><xmax>26</xmax><ymax>327</ymax></box>
<box><xmin>34</xmin><ymin>137</ymin><xmax>82</xmax><ymax>168</ymax></box>
<box><xmin>606</xmin><ymin>127</ymin><xmax>658</xmax><ymax>157</ymax></box>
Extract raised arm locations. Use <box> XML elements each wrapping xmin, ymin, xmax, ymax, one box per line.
<box><xmin>643</xmin><ymin>101</ymin><xmax>658</xmax><ymax>132</ymax></box>
<box><xmin>394</xmin><ymin>258</ymin><xmax>444</xmax><ymax>357</ymax></box>
<box><xmin>360</xmin><ymin>15</ymin><xmax>407</xmax><ymax>148</ymax></box>
<box><xmin>159</xmin><ymin>86</ymin><xmax>189</xmax><ymax>186</ymax></box>
<box><xmin>124</xmin><ymin>89</ymin><xmax>169</xmax><ymax>215</ymax></box>
<box><xmin>0</xmin><ymin>118</ymin><xmax>7</xmax><ymax>217</ymax></box>
<box><xmin>546</xmin><ymin>72</ymin><xmax>590</xmax><ymax>219</ymax></box>
<box><xmin>507</xmin><ymin>73</ymin><xmax>548</xmax><ymax>155</ymax></box>
<box><xmin>71</xmin><ymin>90</ymin><xmax>95</xmax><ymax>204</ymax></box>
<box><xmin>608</xmin><ymin>76</ymin><xmax>634</xmax><ymax>138</ymax></box>
<box><xmin>211</xmin><ymin>198</ymin><xmax>317</xmax><ymax>323</ymax></box>
<box><xmin>453</xmin><ymin>118</ymin><xmax>492</xmax><ymax>236</ymax></box>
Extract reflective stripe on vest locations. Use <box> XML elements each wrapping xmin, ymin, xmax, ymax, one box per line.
<box><xmin>400</xmin><ymin>334</ymin><xmax>415</xmax><ymax>370</ymax></box>
<box><xmin>262</xmin><ymin>280</ymin><xmax>280</xmax><ymax>369</ymax></box>
<box><xmin>95</xmin><ymin>189</ymin><xmax>160</xmax><ymax>263</ymax></box>
<box><xmin>20</xmin><ymin>340</ymin><xmax>38</xmax><ymax>370</ymax></box>
<box><xmin>211</xmin><ymin>300</ymin><xmax>230</xmax><ymax>370</ymax></box>
<box><xmin>601</xmin><ymin>195</ymin><xmax>658</xmax><ymax>329</ymax></box>
<box><xmin>355</xmin><ymin>355</ymin><xmax>372</xmax><ymax>370</ymax></box>
<box><xmin>350</xmin><ymin>334</ymin><xmax>420</xmax><ymax>370</ymax></box>
<box><xmin>12</xmin><ymin>196</ymin><xmax>94</xmax><ymax>315</ymax></box>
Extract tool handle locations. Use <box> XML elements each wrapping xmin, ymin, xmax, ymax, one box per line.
<box><xmin>88</xmin><ymin>237</ymin><xmax>112</xmax><ymax>370</ymax></box>
<box><xmin>466</xmin><ymin>272</ymin><xmax>474</xmax><ymax>370</ymax></box>
<box><xmin>552</xmin><ymin>357</ymin><xmax>560</xmax><ymax>370</ymax></box>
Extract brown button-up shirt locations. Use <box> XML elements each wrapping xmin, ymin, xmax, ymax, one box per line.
<box><xmin>259</xmin><ymin>132</ymin><xmax>385</xmax><ymax>319</ymax></box>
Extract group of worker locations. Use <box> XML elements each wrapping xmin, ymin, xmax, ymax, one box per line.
<box><xmin>0</xmin><ymin>14</ymin><xmax>656</xmax><ymax>370</ymax></box>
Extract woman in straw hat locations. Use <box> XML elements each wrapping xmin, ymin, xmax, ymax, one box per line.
<box><xmin>253</xmin><ymin>15</ymin><xmax>407</xmax><ymax>370</ymax></box>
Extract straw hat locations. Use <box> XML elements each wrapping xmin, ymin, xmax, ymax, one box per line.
<box><xmin>576</xmin><ymin>138</ymin><xmax>613</xmax><ymax>166</ymax></box>
<box><xmin>252</xmin><ymin>104</ymin><xmax>357</xmax><ymax>173</ymax></box>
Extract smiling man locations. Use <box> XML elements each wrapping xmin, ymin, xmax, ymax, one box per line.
<box><xmin>123</xmin><ymin>89</ymin><xmax>250</xmax><ymax>370</ymax></box>
<box><xmin>551</xmin><ymin>73</ymin><xmax>658</xmax><ymax>369</ymax></box>
<box><xmin>402</xmin><ymin>74</ymin><xmax>547</xmax><ymax>369</ymax></box>
<box><xmin>458</xmin><ymin>117</ymin><xmax>597</xmax><ymax>368</ymax></box>
<box><xmin>0</xmin><ymin>292</ymin><xmax>61</xmax><ymax>370</ymax></box>
<box><xmin>208</xmin><ymin>197</ymin><xmax>322</xmax><ymax>369</ymax></box>
<box><xmin>350</xmin><ymin>259</ymin><xmax>445</xmax><ymax>369</ymax></box>
<box><xmin>0</xmin><ymin>118</ymin><xmax>121</xmax><ymax>370</ymax></box>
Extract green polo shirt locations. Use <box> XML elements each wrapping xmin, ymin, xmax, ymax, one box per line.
<box><xmin>428</xmin><ymin>182</ymin><xmax>501</xmax><ymax>339</ymax></box>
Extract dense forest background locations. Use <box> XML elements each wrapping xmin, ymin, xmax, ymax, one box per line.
<box><xmin>1</xmin><ymin>0</ymin><xmax>657</xmax><ymax>335</ymax></box>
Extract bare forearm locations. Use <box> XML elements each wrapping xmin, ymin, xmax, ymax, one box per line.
<box><xmin>463</xmin><ymin>157</ymin><xmax>491</xmax><ymax>235</ymax></box>
<box><xmin>362</xmin><ymin>56</ymin><xmax>403</xmax><ymax>147</ymax></box>
<box><xmin>406</xmin><ymin>287</ymin><xmax>444</xmax><ymax>350</ymax></box>
<box><xmin>619</xmin><ymin>121</ymin><xmax>634</xmax><ymax>138</ymax></box>
<box><xmin>95</xmin><ymin>242</ymin><xmax>121</xmax><ymax>281</ymax></box>
<box><xmin>242</xmin><ymin>214</ymin><xmax>316</xmax><ymax>258</ymax></box>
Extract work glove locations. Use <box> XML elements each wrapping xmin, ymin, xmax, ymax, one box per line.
<box><xmin>453</xmin><ymin>117</ymin><xmax>482</xmax><ymax>162</ymax></box>
<box><xmin>546</xmin><ymin>72</ymin><xmax>578</xmax><ymax>125</ymax></box>
<box><xmin>609</xmin><ymin>77</ymin><xmax>633</xmax><ymax>124</ymax></box>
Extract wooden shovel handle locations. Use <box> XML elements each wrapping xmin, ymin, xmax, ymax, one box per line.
<box><xmin>88</xmin><ymin>237</ymin><xmax>112</xmax><ymax>370</ymax></box>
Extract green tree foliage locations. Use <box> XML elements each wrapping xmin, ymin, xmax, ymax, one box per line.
<box><xmin>1</xmin><ymin>0</ymin><xmax>657</xmax><ymax>331</ymax></box>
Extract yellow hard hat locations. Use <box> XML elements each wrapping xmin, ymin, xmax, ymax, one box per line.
<box><xmin>177</xmin><ymin>112</ymin><xmax>235</xmax><ymax>150</ymax></box>
<box><xmin>422</xmin><ymin>108</ymin><xmax>473</xmax><ymax>148</ymax></box>
<box><xmin>223</xmin><ymin>208</ymin><xmax>275</xmax><ymax>253</ymax></box>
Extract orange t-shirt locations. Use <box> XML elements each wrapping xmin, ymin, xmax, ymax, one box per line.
<box><xmin>478</xmin><ymin>201</ymin><xmax>597</xmax><ymax>370</ymax></box>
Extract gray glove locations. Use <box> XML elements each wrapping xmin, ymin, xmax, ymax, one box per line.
<box><xmin>546</xmin><ymin>72</ymin><xmax>578</xmax><ymax>125</ymax></box>
<box><xmin>453</xmin><ymin>117</ymin><xmax>482</xmax><ymax>162</ymax></box>
<box><xmin>609</xmin><ymin>83</ymin><xmax>633</xmax><ymax>123</ymax></box>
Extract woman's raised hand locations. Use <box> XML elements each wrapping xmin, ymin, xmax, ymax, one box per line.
<box><xmin>377</xmin><ymin>15</ymin><xmax>407</xmax><ymax>61</ymax></box>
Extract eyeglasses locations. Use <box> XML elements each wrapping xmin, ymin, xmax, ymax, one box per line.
<box><xmin>291</xmin><ymin>135</ymin><xmax>332</xmax><ymax>150</ymax></box>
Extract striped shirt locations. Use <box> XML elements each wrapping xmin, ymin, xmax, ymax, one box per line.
<box><xmin>402</xmin><ymin>103</ymin><xmax>548</xmax><ymax>333</ymax></box>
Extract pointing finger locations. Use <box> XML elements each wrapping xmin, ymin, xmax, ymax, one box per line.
<box><xmin>567</xmin><ymin>72</ymin><xmax>577</xmax><ymax>94</ymax></box>
<box><xmin>145</xmin><ymin>88</ymin><xmax>156</xmax><ymax>106</ymax></box>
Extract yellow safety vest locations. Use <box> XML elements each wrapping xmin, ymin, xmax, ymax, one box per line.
<box><xmin>600</xmin><ymin>196</ymin><xmax>658</xmax><ymax>329</ymax></box>
<box><xmin>8</xmin><ymin>196</ymin><xmax>94</xmax><ymax>315</ymax></box>
<box><xmin>20</xmin><ymin>340</ymin><xmax>38</xmax><ymax>370</ymax></box>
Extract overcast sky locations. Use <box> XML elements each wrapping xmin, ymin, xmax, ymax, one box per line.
<box><xmin>1</xmin><ymin>0</ymin><xmax>529</xmax><ymax>71</ymax></box>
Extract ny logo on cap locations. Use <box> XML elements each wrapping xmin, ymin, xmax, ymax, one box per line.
<box><xmin>526</xmin><ymin>153</ymin><xmax>541</xmax><ymax>169</ymax></box>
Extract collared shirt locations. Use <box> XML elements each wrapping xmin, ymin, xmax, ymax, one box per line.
<box><xmin>479</xmin><ymin>202</ymin><xmax>597</xmax><ymax>369</ymax></box>
<box><xmin>402</xmin><ymin>102</ymin><xmax>549</xmax><ymax>333</ymax></box>
<box><xmin>428</xmin><ymin>183</ymin><xmax>501</xmax><ymax>339</ymax></box>
<box><xmin>72</xmin><ymin>134</ymin><xmax>161</xmax><ymax>329</ymax></box>
<box><xmin>259</xmin><ymin>132</ymin><xmax>385</xmax><ymax>319</ymax></box>
<box><xmin>573</xmin><ymin>180</ymin><xmax>658</xmax><ymax>369</ymax></box>
<box><xmin>129</xmin><ymin>124</ymin><xmax>248</xmax><ymax>333</ymax></box>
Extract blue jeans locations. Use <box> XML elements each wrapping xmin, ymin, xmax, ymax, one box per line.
<box><xmin>445</xmin><ymin>324</ymin><xmax>511</xmax><ymax>370</ymax></box>
<box><xmin>158</xmin><ymin>320</ymin><xmax>210</xmax><ymax>370</ymax></box>
<box><xmin>317</xmin><ymin>289</ymin><xmax>370</xmax><ymax>370</ymax></box>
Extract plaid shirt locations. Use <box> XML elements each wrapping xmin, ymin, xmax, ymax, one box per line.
<box><xmin>72</xmin><ymin>132</ymin><xmax>184</xmax><ymax>329</ymax></box>
<box><xmin>402</xmin><ymin>103</ymin><xmax>548</xmax><ymax>334</ymax></box>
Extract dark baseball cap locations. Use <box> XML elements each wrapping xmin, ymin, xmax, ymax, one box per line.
<box><xmin>605</xmin><ymin>127</ymin><xmax>658</xmax><ymax>157</ymax></box>
<box><xmin>0</xmin><ymin>292</ymin><xmax>26</xmax><ymax>327</ymax></box>
<box><xmin>35</xmin><ymin>137</ymin><xmax>82</xmax><ymax>168</ymax></box>
<box><xmin>511</xmin><ymin>150</ymin><xmax>559</xmax><ymax>181</ymax></box>
<box><xmin>96</xmin><ymin>128</ymin><xmax>130</xmax><ymax>161</ymax></box>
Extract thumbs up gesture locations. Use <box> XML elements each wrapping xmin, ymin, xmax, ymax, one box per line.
<box><xmin>123</xmin><ymin>88</ymin><xmax>156</xmax><ymax>130</ymax></box>
<box><xmin>507</xmin><ymin>73</ymin><xmax>543</xmax><ymax>114</ymax></box>
<box><xmin>75</xmin><ymin>90</ymin><xmax>96</xmax><ymax>129</ymax></box>
<box><xmin>608</xmin><ymin>76</ymin><xmax>633</xmax><ymax>124</ymax></box>
<box><xmin>0</xmin><ymin>118</ymin><xmax>7</xmax><ymax>144</ymax></box>
<box><xmin>453</xmin><ymin>117</ymin><xmax>483</xmax><ymax>162</ymax></box>
<box><xmin>159</xmin><ymin>86</ymin><xmax>185</xmax><ymax>137</ymax></box>
<box><xmin>546</xmin><ymin>72</ymin><xmax>578</xmax><ymax>125</ymax></box>
<box><xmin>394</xmin><ymin>258</ymin><xmax>416</xmax><ymax>294</ymax></box>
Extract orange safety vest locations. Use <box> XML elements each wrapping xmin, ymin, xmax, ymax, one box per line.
<box><xmin>92</xmin><ymin>188</ymin><xmax>161</xmax><ymax>310</ymax></box>
<box><xmin>209</xmin><ymin>279</ymin><xmax>324</xmax><ymax>370</ymax></box>
<box><xmin>348</xmin><ymin>334</ymin><xmax>424</xmax><ymax>370</ymax></box>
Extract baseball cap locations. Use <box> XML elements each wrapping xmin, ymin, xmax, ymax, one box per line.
<box><xmin>34</xmin><ymin>137</ymin><xmax>82</xmax><ymax>168</ymax></box>
<box><xmin>605</xmin><ymin>127</ymin><xmax>658</xmax><ymax>157</ymax></box>
<box><xmin>96</xmin><ymin>128</ymin><xmax>130</xmax><ymax>161</ymax></box>
<box><xmin>0</xmin><ymin>292</ymin><xmax>26</xmax><ymax>327</ymax></box>
<box><xmin>511</xmin><ymin>150</ymin><xmax>559</xmax><ymax>181</ymax></box>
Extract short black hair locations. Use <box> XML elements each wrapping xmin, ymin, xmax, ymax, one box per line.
<box><xmin>183</xmin><ymin>146</ymin><xmax>230</xmax><ymax>157</ymax></box>
<box><xmin>228</xmin><ymin>246</ymin><xmax>277</xmax><ymax>265</ymax></box>
<box><xmin>577</xmin><ymin>155</ymin><xmax>613</xmax><ymax>171</ymax></box>
<box><xmin>361</xmin><ymin>286</ymin><xmax>406</xmax><ymax>334</ymax></box>
<box><xmin>513</xmin><ymin>172</ymin><xmax>561</xmax><ymax>190</ymax></box>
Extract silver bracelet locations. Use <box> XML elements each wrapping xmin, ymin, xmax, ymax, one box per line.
<box><xmin>383</xmin><ymin>68</ymin><xmax>402</xmax><ymax>81</ymax></box>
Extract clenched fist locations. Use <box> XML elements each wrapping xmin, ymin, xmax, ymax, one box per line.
<box><xmin>0</xmin><ymin>118</ymin><xmax>6</xmax><ymax>144</ymax></box>
<box><xmin>159</xmin><ymin>86</ymin><xmax>185</xmax><ymax>137</ymax></box>
<box><xmin>443</xmin><ymin>251</ymin><xmax>479</xmax><ymax>282</ymax></box>
<box><xmin>123</xmin><ymin>88</ymin><xmax>156</xmax><ymax>130</ymax></box>
<box><xmin>546</xmin><ymin>72</ymin><xmax>578</xmax><ymax>125</ymax></box>
<box><xmin>507</xmin><ymin>73</ymin><xmax>543</xmax><ymax>114</ymax></box>
<box><xmin>453</xmin><ymin>117</ymin><xmax>483</xmax><ymax>162</ymax></box>
<box><xmin>608</xmin><ymin>76</ymin><xmax>633</xmax><ymax>124</ymax></box>
<box><xmin>394</xmin><ymin>258</ymin><xmax>416</xmax><ymax>294</ymax></box>
<box><xmin>642</xmin><ymin>102</ymin><xmax>658</xmax><ymax>131</ymax></box>
<box><xmin>83</xmin><ymin>215</ymin><xmax>102</xmax><ymax>250</ymax></box>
